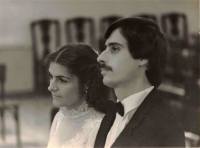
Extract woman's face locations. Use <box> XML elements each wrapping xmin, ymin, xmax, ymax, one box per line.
<box><xmin>48</xmin><ymin>62</ymin><xmax>85</xmax><ymax>109</ymax></box>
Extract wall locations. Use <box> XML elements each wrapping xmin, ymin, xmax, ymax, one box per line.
<box><xmin>0</xmin><ymin>0</ymin><xmax>198</xmax><ymax>94</ymax></box>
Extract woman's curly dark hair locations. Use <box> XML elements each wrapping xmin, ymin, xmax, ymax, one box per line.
<box><xmin>44</xmin><ymin>43</ymin><xmax>110</xmax><ymax>113</ymax></box>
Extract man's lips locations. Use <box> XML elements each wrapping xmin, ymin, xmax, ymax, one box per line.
<box><xmin>100</xmin><ymin>64</ymin><xmax>112</xmax><ymax>71</ymax></box>
<box><xmin>100</xmin><ymin>67</ymin><xmax>112</xmax><ymax>76</ymax></box>
<box><xmin>100</xmin><ymin>68</ymin><xmax>110</xmax><ymax>72</ymax></box>
<box><xmin>100</xmin><ymin>68</ymin><xmax>107</xmax><ymax>75</ymax></box>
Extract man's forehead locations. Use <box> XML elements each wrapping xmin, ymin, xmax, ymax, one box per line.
<box><xmin>105</xmin><ymin>29</ymin><xmax>127</xmax><ymax>46</ymax></box>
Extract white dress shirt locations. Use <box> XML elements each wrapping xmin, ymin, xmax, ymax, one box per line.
<box><xmin>104</xmin><ymin>86</ymin><xmax>154</xmax><ymax>148</ymax></box>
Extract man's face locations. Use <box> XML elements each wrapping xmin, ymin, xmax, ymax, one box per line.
<box><xmin>97</xmin><ymin>29</ymin><xmax>141</xmax><ymax>88</ymax></box>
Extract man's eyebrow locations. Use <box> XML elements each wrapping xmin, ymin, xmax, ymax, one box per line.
<box><xmin>105</xmin><ymin>42</ymin><xmax>123</xmax><ymax>47</ymax></box>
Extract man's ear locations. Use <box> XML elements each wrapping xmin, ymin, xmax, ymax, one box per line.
<box><xmin>139</xmin><ymin>59</ymin><xmax>148</xmax><ymax>67</ymax></box>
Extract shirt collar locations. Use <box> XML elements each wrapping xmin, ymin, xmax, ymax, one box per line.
<box><xmin>118</xmin><ymin>86</ymin><xmax>154</xmax><ymax>115</ymax></box>
<box><xmin>59</xmin><ymin>101</ymin><xmax>90</xmax><ymax>118</ymax></box>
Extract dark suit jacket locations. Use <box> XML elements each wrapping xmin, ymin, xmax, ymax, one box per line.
<box><xmin>97</xmin><ymin>88</ymin><xmax>185</xmax><ymax>147</ymax></box>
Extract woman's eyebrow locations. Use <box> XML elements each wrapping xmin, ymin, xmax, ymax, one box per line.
<box><xmin>56</xmin><ymin>76</ymin><xmax>70</xmax><ymax>80</ymax></box>
<box><xmin>48</xmin><ymin>72</ymin><xmax>70</xmax><ymax>80</ymax></box>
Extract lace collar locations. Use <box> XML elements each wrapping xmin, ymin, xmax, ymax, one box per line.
<box><xmin>59</xmin><ymin>101</ymin><xmax>91</xmax><ymax>118</ymax></box>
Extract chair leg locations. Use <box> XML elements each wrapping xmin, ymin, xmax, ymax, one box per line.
<box><xmin>14</xmin><ymin>106</ymin><xmax>22</xmax><ymax>148</ymax></box>
<box><xmin>0</xmin><ymin>108</ymin><xmax>5</xmax><ymax>140</ymax></box>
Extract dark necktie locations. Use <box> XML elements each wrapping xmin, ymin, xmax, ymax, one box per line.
<box><xmin>94</xmin><ymin>100</ymin><xmax>124</xmax><ymax>148</ymax></box>
<box><xmin>116</xmin><ymin>101</ymin><xmax>124</xmax><ymax>116</ymax></box>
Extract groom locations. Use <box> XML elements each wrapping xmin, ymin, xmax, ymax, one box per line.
<box><xmin>94</xmin><ymin>17</ymin><xmax>185</xmax><ymax>147</ymax></box>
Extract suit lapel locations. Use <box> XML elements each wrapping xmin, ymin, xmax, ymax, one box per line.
<box><xmin>94</xmin><ymin>100</ymin><xmax>116</xmax><ymax>148</ymax></box>
<box><xmin>112</xmin><ymin>88</ymin><xmax>161</xmax><ymax>147</ymax></box>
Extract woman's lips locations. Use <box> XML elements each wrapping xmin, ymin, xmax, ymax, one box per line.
<box><xmin>52</xmin><ymin>95</ymin><xmax>61</xmax><ymax>98</ymax></box>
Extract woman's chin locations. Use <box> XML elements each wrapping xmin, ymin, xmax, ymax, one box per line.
<box><xmin>53</xmin><ymin>100</ymin><xmax>63</xmax><ymax>108</ymax></box>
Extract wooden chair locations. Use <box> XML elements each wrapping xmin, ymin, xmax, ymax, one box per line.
<box><xmin>0</xmin><ymin>64</ymin><xmax>22</xmax><ymax>148</ymax></box>
<box><xmin>31</xmin><ymin>19</ymin><xmax>61</xmax><ymax>94</ymax></box>
<box><xmin>65</xmin><ymin>17</ymin><xmax>96</xmax><ymax>49</ymax></box>
<box><xmin>161</xmin><ymin>12</ymin><xmax>188</xmax><ymax>42</ymax></box>
<box><xmin>185</xmin><ymin>131</ymin><xmax>200</xmax><ymax>147</ymax></box>
<box><xmin>134</xmin><ymin>14</ymin><xmax>158</xmax><ymax>23</ymax></box>
<box><xmin>98</xmin><ymin>15</ymin><xmax>122</xmax><ymax>53</ymax></box>
<box><xmin>161</xmin><ymin>12</ymin><xmax>189</xmax><ymax>86</ymax></box>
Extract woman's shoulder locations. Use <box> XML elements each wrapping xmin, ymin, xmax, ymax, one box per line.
<box><xmin>52</xmin><ymin>110</ymin><xmax>64</xmax><ymax>123</ymax></box>
<box><xmin>87</xmin><ymin>108</ymin><xmax>105</xmax><ymax>121</ymax></box>
<box><xmin>80</xmin><ymin>109</ymin><xmax>104</xmax><ymax>136</ymax></box>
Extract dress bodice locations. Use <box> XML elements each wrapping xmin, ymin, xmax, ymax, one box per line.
<box><xmin>47</xmin><ymin>102</ymin><xmax>104</xmax><ymax>148</ymax></box>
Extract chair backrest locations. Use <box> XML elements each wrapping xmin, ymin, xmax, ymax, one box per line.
<box><xmin>30</xmin><ymin>19</ymin><xmax>61</xmax><ymax>93</ymax></box>
<box><xmin>65</xmin><ymin>17</ymin><xmax>96</xmax><ymax>48</ymax></box>
<box><xmin>0</xmin><ymin>64</ymin><xmax>6</xmax><ymax>102</ymax></box>
<box><xmin>98</xmin><ymin>15</ymin><xmax>122</xmax><ymax>53</ymax></box>
<box><xmin>161</xmin><ymin>12</ymin><xmax>189</xmax><ymax>85</ymax></box>
<box><xmin>99</xmin><ymin>15</ymin><xmax>122</xmax><ymax>36</ymax></box>
<box><xmin>161</xmin><ymin>12</ymin><xmax>188</xmax><ymax>43</ymax></box>
<box><xmin>134</xmin><ymin>14</ymin><xmax>158</xmax><ymax>23</ymax></box>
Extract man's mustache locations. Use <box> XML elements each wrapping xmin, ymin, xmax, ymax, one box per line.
<box><xmin>99</xmin><ymin>63</ymin><xmax>112</xmax><ymax>71</ymax></box>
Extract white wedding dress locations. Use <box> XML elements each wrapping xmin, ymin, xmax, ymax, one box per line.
<box><xmin>47</xmin><ymin>101</ymin><xmax>104</xmax><ymax>148</ymax></box>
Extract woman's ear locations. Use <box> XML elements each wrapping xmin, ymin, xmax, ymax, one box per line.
<box><xmin>139</xmin><ymin>59</ymin><xmax>148</xmax><ymax>67</ymax></box>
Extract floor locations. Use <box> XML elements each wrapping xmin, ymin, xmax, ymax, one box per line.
<box><xmin>0</xmin><ymin>94</ymin><xmax>53</xmax><ymax>148</ymax></box>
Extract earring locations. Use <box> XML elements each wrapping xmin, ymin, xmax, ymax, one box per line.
<box><xmin>85</xmin><ymin>87</ymin><xmax>89</xmax><ymax>93</ymax></box>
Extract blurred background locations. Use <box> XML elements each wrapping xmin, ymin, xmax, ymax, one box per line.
<box><xmin>0</xmin><ymin>0</ymin><xmax>199</xmax><ymax>148</ymax></box>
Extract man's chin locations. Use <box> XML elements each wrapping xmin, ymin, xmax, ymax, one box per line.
<box><xmin>103</xmin><ymin>78</ymin><xmax>115</xmax><ymax>88</ymax></box>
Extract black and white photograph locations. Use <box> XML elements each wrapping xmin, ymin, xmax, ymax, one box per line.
<box><xmin>0</xmin><ymin>0</ymin><xmax>199</xmax><ymax>148</ymax></box>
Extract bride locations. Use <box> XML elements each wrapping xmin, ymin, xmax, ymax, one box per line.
<box><xmin>45</xmin><ymin>43</ymin><xmax>110</xmax><ymax>148</ymax></box>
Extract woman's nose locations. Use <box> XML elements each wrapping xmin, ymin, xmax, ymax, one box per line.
<box><xmin>48</xmin><ymin>79</ymin><xmax>58</xmax><ymax>92</ymax></box>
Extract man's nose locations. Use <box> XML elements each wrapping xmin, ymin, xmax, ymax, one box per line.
<box><xmin>97</xmin><ymin>49</ymin><xmax>108</xmax><ymax>64</ymax></box>
<box><xmin>48</xmin><ymin>79</ymin><xmax>58</xmax><ymax>92</ymax></box>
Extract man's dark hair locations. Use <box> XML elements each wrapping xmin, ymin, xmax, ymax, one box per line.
<box><xmin>105</xmin><ymin>17</ymin><xmax>169</xmax><ymax>87</ymax></box>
